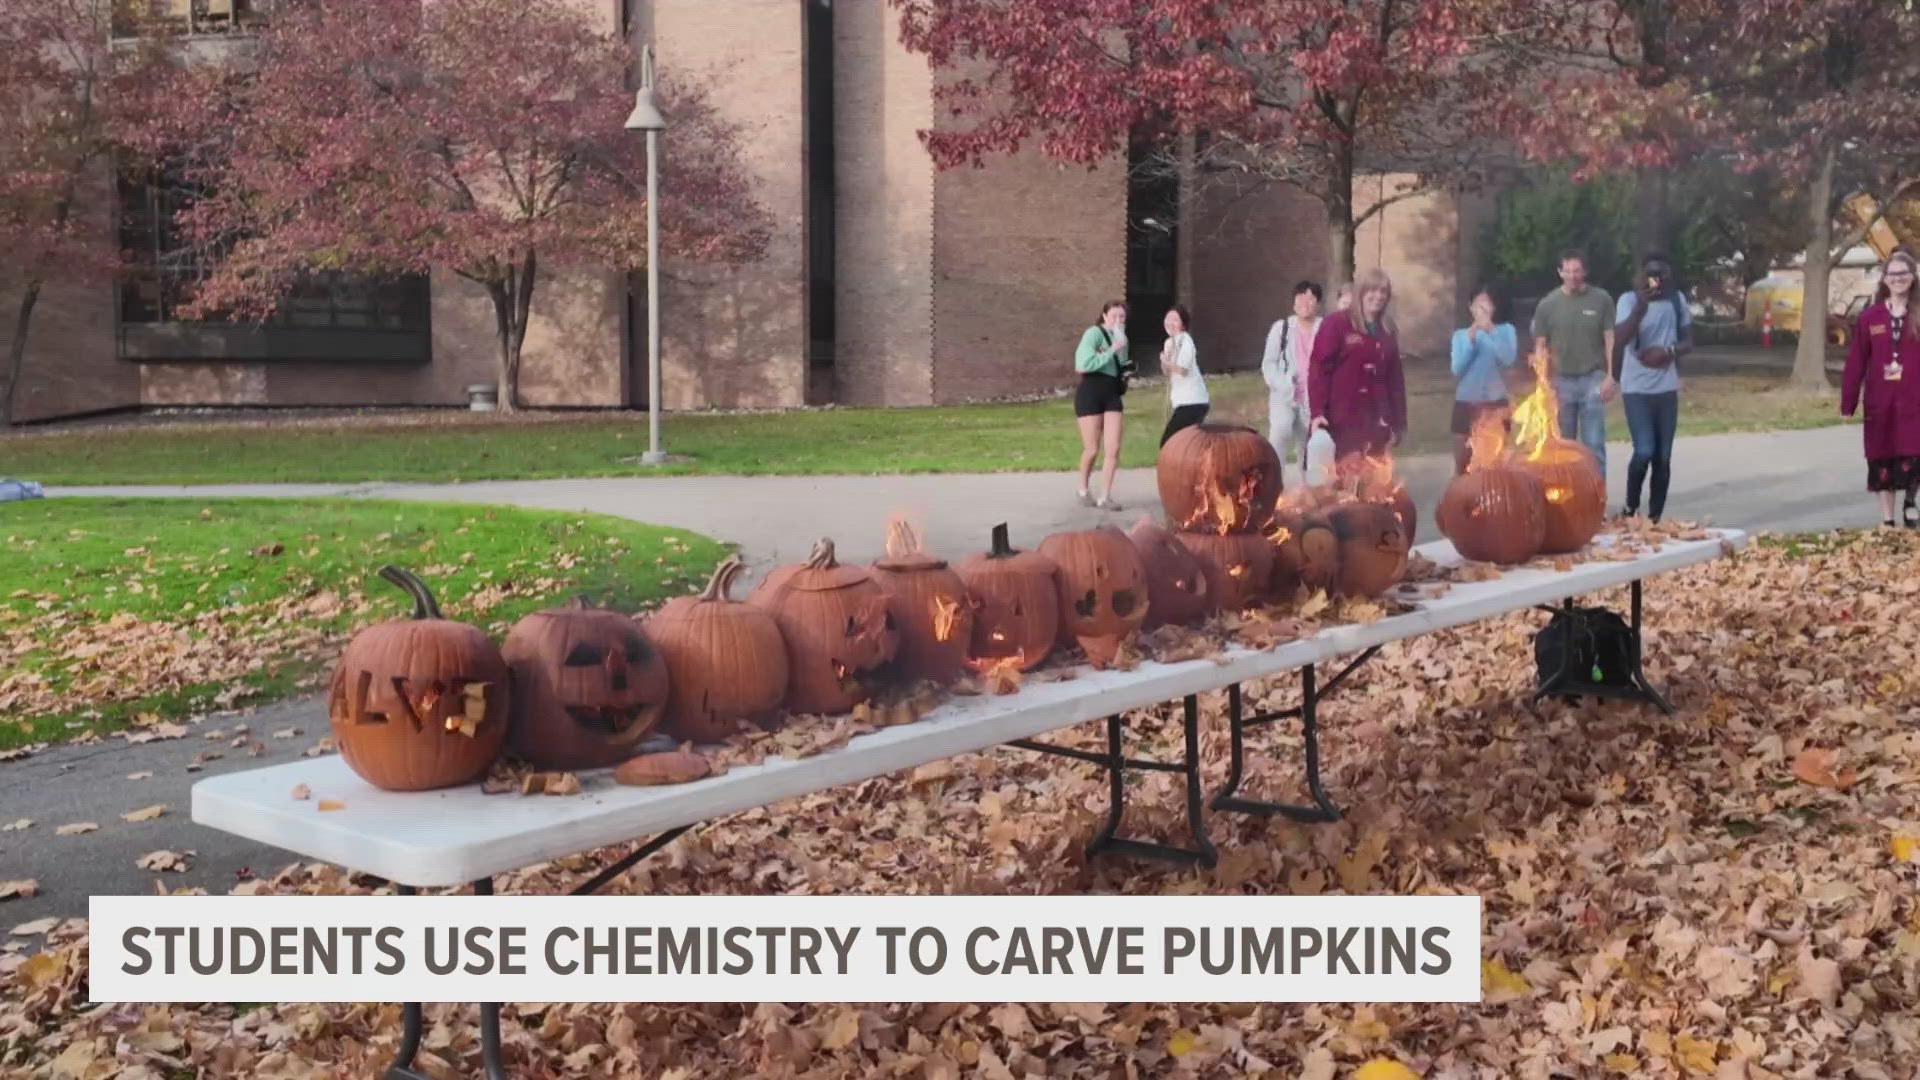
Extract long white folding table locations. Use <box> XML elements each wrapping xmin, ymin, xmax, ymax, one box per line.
<box><xmin>190</xmin><ymin>527</ymin><xmax>1746</xmax><ymax>1078</ymax></box>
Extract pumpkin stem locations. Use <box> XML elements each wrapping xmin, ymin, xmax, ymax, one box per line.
<box><xmin>378</xmin><ymin>565</ymin><xmax>442</xmax><ymax>620</ymax></box>
<box><xmin>700</xmin><ymin>556</ymin><xmax>745</xmax><ymax>602</ymax></box>
<box><xmin>567</xmin><ymin>593</ymin><xmax>595</xmax><ymax>610</ymax></box>
<box><xmin>803</xmin><ymin>538</ymin><xmax>838</xmax><ymax>570</ymax></box>
<box><xmin>989</xmin><ymin>523</ymin><xmax>1014</xmax><ymax>558</ymax></box>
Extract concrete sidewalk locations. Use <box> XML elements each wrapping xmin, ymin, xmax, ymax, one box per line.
<box><xmin>6</xmin><ymin>422</ymin><xmax>1878</xmax><ymax>923</ymax></box>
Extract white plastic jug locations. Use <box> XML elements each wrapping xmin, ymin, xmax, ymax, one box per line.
<box><xmin>1303</xmin><ymin>428</ymin><xmax>1336</xmax><ymax>487</ymax></box>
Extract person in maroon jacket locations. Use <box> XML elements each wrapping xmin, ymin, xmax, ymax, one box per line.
<box><xmin>1842</xmin><ymin>247</ymin><xmax>1920</xmax><ymax>527</ymax></box>
<box><xmin>1309</xmin><ymin>268</ymin><xmax>1408</xmax><ymax>465</ymax></box>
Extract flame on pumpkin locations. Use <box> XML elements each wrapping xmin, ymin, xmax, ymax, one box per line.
<box><xmin>1464</xmin><ymin>408</ymin><xmax>1511</xmax><ymax>474</ymax></box>
<box><xmin>1182</xmin><ymin>448</ymin><xmax>1264</xmax><ymax>535</ymax></box>
<box><xmin>1508</xmin><ymin>338</ymin><xmax>1561</xmax><ymax>462</ymax></box>
<box><xmin>884</xmin><ymin>516</ymin><xmax>925</xmax><ymax>560</ymax></box>
<box><xmin>930</xmin><ymin>595</ymin><xmax>963</xmax><ymax>642</ymax></box>
<box><xmin>1266</xmin><ymin>522</ymin><xmax>1293</xmax><ymax>546</ymax></box>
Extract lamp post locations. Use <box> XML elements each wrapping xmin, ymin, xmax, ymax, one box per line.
<box><xmin>624</xmin><ymin>45</ymin><xmax>668</xmax><ymax>465</ymax></box>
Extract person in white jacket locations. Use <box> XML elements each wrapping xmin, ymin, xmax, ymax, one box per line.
<box><xmin>1158</xmin><ymin>304</ymin><xmax>1209</xmax><ymax>446</ymax></box>
<box><xmin>1261</xmin><ymin>281</ymin><xmax>1324</xmax><ymax>481</ymax></box>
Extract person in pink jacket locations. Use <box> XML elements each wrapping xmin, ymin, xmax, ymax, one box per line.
<box><xmin>1309</xmin><ymin>268</ymin><xmax>1407</xmax><ymax>464</ymax></box>
<box><xmin>1841</xmin><ymin>248</ymin><xmax>1920</xmax><ymax>527</ymax></box>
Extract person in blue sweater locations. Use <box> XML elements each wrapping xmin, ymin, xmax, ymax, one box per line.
<box><xmin>1448</xmin><ymin>286</ymin><xmax>1519</xmax><ymax>473</ymax></box>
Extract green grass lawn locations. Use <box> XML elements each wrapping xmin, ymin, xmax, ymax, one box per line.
<box><xmin>3</xmin><ymin>364</ymin><xmax>1850</xmax><ymax>486</ymax></box>
<box><xmin>0</xmin><ymin>497</ymin><xmax>728</xmax><ymax>748</ymax></box>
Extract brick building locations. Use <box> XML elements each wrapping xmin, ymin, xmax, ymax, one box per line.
<box><xmin>10</xmin><ymin>0</ymin><xmax>1489</xmax><ymax>424</ymax></box>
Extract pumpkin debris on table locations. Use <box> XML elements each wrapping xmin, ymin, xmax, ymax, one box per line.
<box><xmin>501</xmin><ymin>596</ymin><xmax>670</xmax><ymax>771</ymax></box>
<box><xmin>644</xmin><ymin>556</ymin><xmax>790</xmax><ymax>744</ymax></box>
<box><xmin>747</xmin><ymin>538</ymin><xmax>899</xmax><ymax>716</ymax></box>
<box><xmin>613</xmin><ymin>750</ymin><xmax>714</xmax><ymax>787</ymax></box>
<box><xmin>325</xmin><ymin>564</ymin><xmax>509</xmax><ymax>792</ymax></box>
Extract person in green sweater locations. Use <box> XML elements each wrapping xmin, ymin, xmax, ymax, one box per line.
<box><xmin>1072</xmin><ymin>300</ymin><xmax>1130</xmax><ymax>509</ymax></box>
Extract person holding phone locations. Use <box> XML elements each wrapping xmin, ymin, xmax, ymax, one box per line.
<box><xmin>1448</xmin><ymin>285</ymin><xmax>1519</xmax><ymax>474</ymax></box>
<box><xmin>1612</xmin><ymin>254</ymin><xmax>1693</xmax><ymax>522</ymax></box>
<box><xmin>1158</xmin><ymin>304</ymin><xmax>1209</xmax><ymax>446</ymax></box>
<box><xmin>1072</xmin><ymin>300</ymin><xmax>1129</xmax><ymax>509</ymax></box>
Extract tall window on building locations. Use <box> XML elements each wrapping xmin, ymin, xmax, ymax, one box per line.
<box><xmin>1125</xmin><ymin>139</ymin><xmax>1180</xmax><ymax>367</ymax></box>
<box><xmin>116</xmin><ymin>167</ymin><xmax>432</xmax><ymax>363</ymax></box>
<box><xmin>804</xmin><ymin>0</ymin><xmax>835</xmax><ymax>372</ymax></box>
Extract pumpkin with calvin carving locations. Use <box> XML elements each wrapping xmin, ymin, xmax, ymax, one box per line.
<box><xmin>1126</xmin><ymin>518</ymin><xmax>1212</xmax><ymax>628</ymax></box>
<box><xmin>327</xmin><ymin>565</ymin><xmax>509</xmax><ymax>792</ymax></box>
<box><xmin>1436</xmin><ymin>465</ymin><xmax>1548</xmax><ymax>565</ymax></box>
<box><xmin>1157</xmin><ymin>423</ymin><xmax>1284</xmax><ymax>533</ymax></box>
<box><xmin>870</xmin><ymin>520</ymin><xmax>977</xmax><ymax>685</ymax></box>
<box><xmin>1174</xmin><ymin>530</ymin><xmax>1272</xmax><ymax>612</ymax></box>
<box><xmin>747</xmin><ymin>538</ymin><xmax>898</xmax><ymax>715</ymax></box>
<box><xmin>1517</xmin><ymin>438</ymin><xmax>1607</xmax><ymax>553</ymax></box>
<box><xmin>1326</xmin><ymin>501</ymin><xmax>1410</xmax><ymax>598</ymax></box>
<box><xmin>502</xmin><ymin>597</ymin><xmax>669</xmax><ymax>770</ymax></box>
<box><xmin>645</xmin><ymin>557</ymin><xmax>790</xmax><ymax>743</ymax></box>
<box><xmin>954</xmin><ymin>523</ymin><xmax>1059</xmax><ymax>672</ymax></box>
<box><xmin>1037</xmin><ymin>525</ymin><xmax>1149</xmax><ymax>666</ymax></box>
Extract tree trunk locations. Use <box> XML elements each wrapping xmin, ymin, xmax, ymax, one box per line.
<box><xmin>4</xmin><ymin>281</ymin><xmax>42</xmax><ymax>428</ymax></box>
<box><xmin>1634</xmin><ymin>168</ymin><xmax>1670</xmax><ymax>268</ymax></box>
<box><xmin>1327</xmin><ymin>145</ymin><xmax>1357</xmax><ymax>297</ymax></box>
<box><xmin>487</xmin><ymin>280</ymin><xmax>521</xmax><ymax>415</ymax></box>
<box><xmin>1791</xmin><ymin>146</ymin><xmax>1837</xmax><ymax>393</ymax></box>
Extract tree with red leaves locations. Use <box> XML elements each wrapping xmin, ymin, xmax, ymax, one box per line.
<box><xmin>151</xmin><ymin>0</ymin><xmax>770</xmax><ymax>411</ymax></box>
<box><xmin>890</xmin><ymin>0</ymin><xmax>1533</xmax><ymax>289</ymax></box>
<box><xmin>0</xmin><ymin>0</ymin><xmax>170</xmax><ymax>426</ymax></box>
<box><xmin>1498</xmin><ymin>0</ymin><xmax>1920</xmax><ymax>390</ymax></box>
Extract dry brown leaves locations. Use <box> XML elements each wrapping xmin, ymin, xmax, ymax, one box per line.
<box><xmin>11</xmin><ymin>525</ymin><xmax>1920</xmax><ymax>1079</ymax></box>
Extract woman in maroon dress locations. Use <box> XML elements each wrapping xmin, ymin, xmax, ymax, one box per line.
<box><xmin>1309</xmin><ymin>268</ymin><xmax>1407</xmax><ymax>466</ymax></box>
<box><xmin>1841</xmin><ymin>247</ymin><xmax>1920</xmax><ymax>527</ymax></box>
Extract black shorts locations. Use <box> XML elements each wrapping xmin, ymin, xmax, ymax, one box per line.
<box><xmin>1074</xmin><ymin>373</ymin><xmax>1125</xmax><ymax>417</ymax></box>
<box><xmin>1450</xmin><ymin>399</ymin><xmax>1510</xmax><ymax>436</ymax></box>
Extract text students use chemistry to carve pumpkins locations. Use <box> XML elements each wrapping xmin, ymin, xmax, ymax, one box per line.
<box><xmin>326</xmin><ymin>565</ymin><xmax>509</xmax><ymax>792</ymax></box>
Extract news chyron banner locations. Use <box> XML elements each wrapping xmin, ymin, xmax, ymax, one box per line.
<box><xmin>91</xmin><ymin>894</ymin><xmax>1482</xmax><ymax>1004</ymax></box>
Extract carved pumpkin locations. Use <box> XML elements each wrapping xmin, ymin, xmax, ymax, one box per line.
<box><xmin>1037</xmin><ymin>525</ymin><xmax>1149</xmax><ymax>666</ymax></box>
<box><xmin>748</xmin><ymin>538</ymin><xmax>898</xmax><ymax>715</ymax></box>
<box><xmin>645</xmin><ymin>557</ymin><xmax>790</xmax><ymax>743</ymax></box>
<box><xmin>1174</xmin><ymin>530</ymin><xmax>1273</xmax><ymax>612</ymax></box>
<box><xmin>954</xmin><ymin>523</ymin><xmax>1059</xmax><ymax>673</ymax></box>
<box><xmin>1436</xmin><ymin>465</ymin><xmax>1548</xmax><ymax>565</ymax></box>
<box><xmin>1517</xmin><ymin>438</ymin><xmax>1607</xmax><ymax>553</ymax></box>
<box><xmin>1126</xmin><ymin>517</ymin><xmax>1212</xmax><ymax>628</ymax></box>
<box><xmin>1326</xmin><ymin>502</ymin><xmax>1409</xmax><ymax>598</ymax></box>
<box><xmin>1267</xmin><ymin>510</ymin><xmax>1340</xmax><ymax>597</ymax></box>
<box><xmin>326</xmin><ymin>565</ymin><xmax>509</xmax><ymax>792</ymax></box>
<box><xmin>1157</xmin><ymin>423</ymin><xmax>1284</xmax><ymax>533</ymax></box>
<box><xmin>501</xmin><ymin>597</ymin><xmax>670</xmax><ymax>771</ymax></box>
<box><xmin>870</xmin><ymin>520</ymin><xmax>977</xmax><ymax>685</ymax></box>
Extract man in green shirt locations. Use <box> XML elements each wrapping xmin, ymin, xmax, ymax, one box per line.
<box><xmin>1529</xmin><ymin>250</ymin><xmax>1617</xmax><ymax>477</ymax></box>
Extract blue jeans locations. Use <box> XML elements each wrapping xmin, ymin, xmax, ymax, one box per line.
<box><xmin>1623</xmin><ymin>391</ymin><xmax>1678</xmax><ymax>519</ymax></box>
<box><xmin>1554</xmin><ymin>371</ymin><xmax>1608</xmax><ymax>477</ymax></box>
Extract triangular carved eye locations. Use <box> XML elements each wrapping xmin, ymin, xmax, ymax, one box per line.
<box><xmin>564</xmin><ymin>643</ymin><xmax>606</xmax><ymax>667</ymax></box>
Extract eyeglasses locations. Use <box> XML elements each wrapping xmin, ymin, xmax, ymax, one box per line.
<box><xmin>1887</xmin><ymin>271</ymin><xmax>1915</xmax><ymax>281</ymax></box>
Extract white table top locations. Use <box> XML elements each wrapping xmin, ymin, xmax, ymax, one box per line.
<box><xmin>192</xmin><ymin>529</ymin><xmax>1746</xmax><ymax>887</ymax></box>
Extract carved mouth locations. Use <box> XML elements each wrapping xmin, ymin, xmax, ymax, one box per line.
<box><xmin>564</xmin><ymin>704</ymin><xmax>655</xmax><ymax>735</ymax></box>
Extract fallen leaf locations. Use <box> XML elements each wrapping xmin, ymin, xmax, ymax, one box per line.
<box><xmin>1</xmin><ymin>819</ymin><xmax>30</xmax><ymax>832</ymax></box>
<box><xmin>54</xmin><ymin>822</ymin><xmax>98</xmax><ymax>836</ymax></box>
<box><xmin>1482</xmin><ymin>957</ymin><xmax>1531</xmax><ymax>1002</ymax></box>
<box><xmin>136</xmin><ymin>849</ymin><xmax>189</xmax><ymax>872</ymax></box>
<box><xmin>11</xmin><ymin>917</ymin><xmax>58</xmax><ymax>936</ymax></box>
<box><xmin>125</xmin><ymin>771</ymin><xmax>152</xmax><ymax>780</ymax></box>
<box><xmin>317</xmin><ymin>799</ymin><xmax>345</xmax><ymax>812</ymax></box>
<box><xmin>1166</xmin><ymin>1029</ymin><xmax>1197</xmax><ymax>1057</ymax></box>
<box><xmin>121</xmin><ymin>804</ymin><xmax>168</xmax><ymax>823</ymax></box>
<box><xmin>0</xmin><ymin>880</ymin><xmax>38</xmax><ymax>901</ymax></box>
<box><xmin>1791</xmin><ymin>748</ymin><xmax>1857</xmax><ymax>790</ymax></box>
<box><xmin>1891</xmin><ymin>835</ymin><xmax>1918</xmax><ymax>864</ymax></box>
<box><xmin>1352</xmin><ymin>1059</ymin><xmax>1421</xmax><ymax>1080</ymax></box>
<box><xmin>291</xmin><ymin>784</ymin><xmax>311</xmax><ymax>801</ymax></box>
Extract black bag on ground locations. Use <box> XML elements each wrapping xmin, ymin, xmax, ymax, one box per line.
<box><xmin>1533</xmin><ymin>605</ymin><xmax>1636</xmax><ymax>689</ymax></box>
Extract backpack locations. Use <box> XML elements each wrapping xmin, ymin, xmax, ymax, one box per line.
<box><xmin>1533</xmin><ymin>604</ymin><xmax>1637</xmax><ymax>692</ymax></box>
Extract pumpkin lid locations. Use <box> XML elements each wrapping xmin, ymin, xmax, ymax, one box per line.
<box><xmin>781</xmin><ymin>538</ymin><xmax>876</xmax><ymax>592</ymax></box>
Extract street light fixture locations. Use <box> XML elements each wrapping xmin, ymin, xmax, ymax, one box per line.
<box><xmin>625</xmin><ymin>45</ymin><xmax>668</xmax><ymax>465</ymax></box>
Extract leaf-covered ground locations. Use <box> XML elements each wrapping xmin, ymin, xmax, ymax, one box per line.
<box><xmin>4</xmin><ymin>525</ymin><xmax>1918</xmax><ymax>1078</ymax></box>
<box><xmin>0</xmin><ymin>497</ymin><xmax>729</xmax><ymax>748</ymax></box>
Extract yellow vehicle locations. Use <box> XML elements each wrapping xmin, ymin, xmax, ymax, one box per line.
<box><xmin>1744</xmin><ymin>193</ymin><xmax>1907</xmax><ymax>346</ymax></box>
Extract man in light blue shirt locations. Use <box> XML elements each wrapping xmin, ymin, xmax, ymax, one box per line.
<box><xmin>1612</xmin><ymin>254</ymin><xmax>1693</xmax><ymax>521</ymax></box>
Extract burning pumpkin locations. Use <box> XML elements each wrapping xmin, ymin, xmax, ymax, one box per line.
<box><xmin>1347</xmin><ymin>454</ymin><xmax>1418</xmax><ymax>545</ymax></box>
<box><xmin>1157</xmin><ymin>423</ymin><xmax>1284</xmax><ymax>534</ymax></box>
<box><xmin>326</xmin><ymin>565</ymin><xmax>509</xmax><ymax>792</ymax></box>
<box><xmin>1436</xmin><ymin>466</ymin><xmax>1548</xmax><ymax>564</ymax></box>
<box><xmin>501</xmin><ymin>597</ymin><xmax>670</xmax><ymax>771</ymax></box>
<box><xmin>1267</xmin><ymin>510</ymin><xmax>1340</xmax><ymax>597</ymax></box>
<box><xmin>1518</xmin><ymin>438</ymin><xmax>1607</xmax><ymax>554</ymax></box>
<box><xmin>1037</xmin><ymin>525</ymin><xmax>1149</xmax><ymax>667</ymax></box>
<box><xmin>748</xmin><ymin>538</ymin><xmax>898</xmax><ymax>715</ymax></box>
<box><xmin>645</xmin><ymin>556</ymin><xmax>790</xmax><ymax>743</ymax></box>
<box><xmin>955</xmin><ymin>523</ymin><xmax>1059</xmax><ymax>673</ymax></box>
<box><xmin>870</xmin><ymin>519</ymin><xmax>977</xmax><ymax>685</ymax></box>
<box><xmin>1126</xmin><ymin>517</ymin><xmax>1212</xmax><ymax>628</ymax></box>
<box><xmin>1174</xmin><ymin>530</ymin><xmax>1273</xmax><ymax>612</ymax></box>
<box><xmin>1326</xmin><ymin>502</ymin><xmax>1410</xmax><ymax>598</ymax></box>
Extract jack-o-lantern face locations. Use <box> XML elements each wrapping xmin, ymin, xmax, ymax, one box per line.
<box><xmin>1127</xmin><ymin>518</ymin><xmax>1212</xmax><ymax>629</ymax></box>
<box><xmin>503</xmin><ymin>598</ymin><xmax>671</xmax><ymax>771</ymax></box>
<box><xmin>955</xmin><ymin>524</ymin><xmax>1060</xmax><ymax>674</ymax></box>
<box><xmin>327</xmin><ymin>566</ymin><xmax>510</xmax><ymax>792</ymax></box>
<box><xmin>1174</xmin><ymin>530</ymin><xmax>1273</xmax><ymax>612</ymax></box>
<box><xmin>748</xmin><ymin>538</ymin><xmax>901</xmax><ymax>715</ymax></box>
<box><xmin>1038</xmin><ymin>526</ymin><xmax>1149</xmax><ymax>666</ymax></box>
<box><xmin>1327</xmin><ymin>502</ymin><xmax>1409</xmax><ymax>598</ymax></box>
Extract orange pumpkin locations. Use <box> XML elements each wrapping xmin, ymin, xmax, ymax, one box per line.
<box><xmin>327</xmin><ymin>565</ymin><xmax>509</xmax><ymax>792</ymax></box>
<box><xmin>1517</xmin><ymin>438</ymin><xmax>1606</xmax><ymax>553</ymax></box>
<box><xmin>1435</xmin><ymin>465</ymin><xmax>1548</xmax><ymax>565</ymax></box>
<box><xmin>1174</xmin><ymin>530</ymin><xmax>1272</xmax><ymax>612</ymax></box>
<box><xmin>644</xmin><ymin>557</ymin><xmax>790</xmax><ymax>743</ymax></box>
<box><xmin>870</xmin><ymin>520</ymin><xmax>977</xmax><ymax>685</ymax></box>
<box><xmin>1157</xmin><ymin>423</ymin><xmax>1284</xmax><ymax>533</ymax></box>
<box><xmin>955</xmin><ymin>524</ymin><xmax>1059</xmax><ymax>672</ymax></box>
<box><xmin>1326</xmin><ymin>502</ymin><xmax>1410</xmax><ymax>598</ymax></box>
<box><xmin>748</xmin><ymin>538</ymin><xmax>898</xmax><ymax>715</ymax></box>
<box><xmin>1037</xmin><ymin>525</ymin><xmax>1149</xmax><ymax>666</ymax></box>
<box><xmin>1268</xmin><ymin>510</ymin><xmax>1340</xmax><ymax>597</ymax></box>
<box><xmin>502</xmin><ymin>597</ymin><xmax>670</xmax><ymax>771</ymax></box>
<box><xmin>1126</xmin><ymin>517</ymin><xmax>1212</xmax><ymax>628</ymax></box>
